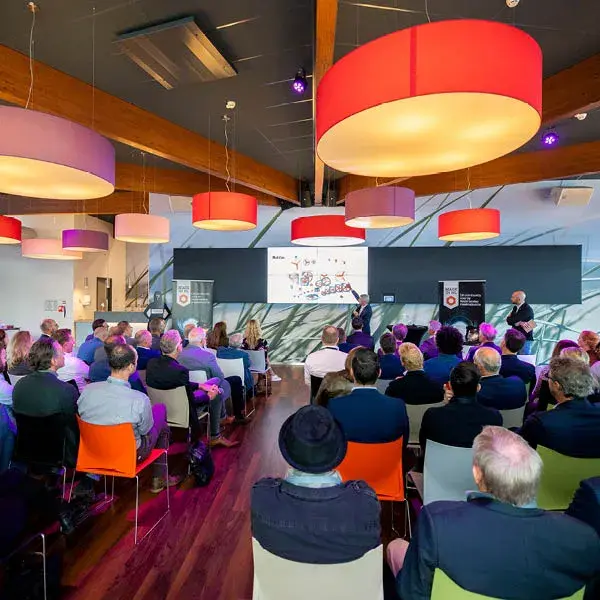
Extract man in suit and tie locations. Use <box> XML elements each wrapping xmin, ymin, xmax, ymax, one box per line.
<box><xmin>500</xmin><ymin>329</ymin><xmax>536</xmax><ymax>390</ymax></box>
<box><xmin>134</xmin><ymin>330</ymin><xmax>161</xmax><ymax>371</ymax></box>
<box><xmin>328</xmin><ymin>348</ymin><xmax>409</xmax><ymax>444</ymax></box>
<box><xmin>351</xmin><ymin>289</ymin><xmax>372</xmax><ymax>336</ymax></box>
<box><xmin>39</xmin><ymin>318</ymin><xmax>58</xmax><ymax>341</ymax></box>
<box><xmin>347</xmin><ymin>317</ymin><xmax>375</xmax><ymax>350</ymax></box>
<box><xmin>506</xmin><ymin>290</ymin><xmax>535</xmax><ymax>355</ymax></box>
<box><xmin>474</xmin><ymin>347</ymin><xmax>527</xmax><ymax>411</ymax></box>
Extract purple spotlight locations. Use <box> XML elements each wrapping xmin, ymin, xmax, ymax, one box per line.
<box><xmin>541</xmin><ymin>130</ymin><xmax>559</xmax><ymax>147</ymax></box>
<box><xmin>292</xmin><ymin>68</ymin><xmax>307</xmax><ymax>95</ymax></box>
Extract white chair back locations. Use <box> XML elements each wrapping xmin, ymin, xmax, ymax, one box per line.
<box><xmin>252</xmin><ymin>538</ymin><xmax>383</xmax><ymax>600</ymax></box>
<box><xmin>245</xmin><ymin>350</ymin><xmax>267</xmax><ymax>373</ymax></box>
<box><xmin>406</xmin><ymin>402</ymin><xmax>444</xmax><ymax>445</ymax></box>
<box><xmin>519</xmin><ymin>354</ymin><xmax>536</xmax><ymax>366</ymax></box>
<box><xmin>8</xmin><ymin>374</ymin><xmax>25</xmax><ymax>385</ymax></box>
<box><xmin>146</xmin><ymin>386</ymin><xmax>189</xmax><ymax>428</ymax></box>
<box><xmin>216</xmin><ymin>358</ymin><xmax>245</xmax><ymax>382</ymax></box>
<box><xmin>375</xmin><ymin>379</ymin><xmax>392</xmax><ymax>394</ymax></box>
<box><xmin>424</xmin><ymin>440</ymin><xmax>476</xmax><ymax>505</ymax></box>
<box><xmin>189</xmin><ymin>370</ymin><xmax>208</xmax><ymax>384</ymax></box>
<box><xmin>500</xmin><ymin>405</ymin><xmax>526</xmax><ymax>429</ymax></box>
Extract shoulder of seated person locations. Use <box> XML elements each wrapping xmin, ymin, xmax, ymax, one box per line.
<box><xmin>343</xmin><ymin>479</ymin><xmax>379</xmax><ymax>498</ymax></box>
<box><xmin>253</xmin><ymin>477</ymin><xmax>283</xmax><ymax>490</ymax></box>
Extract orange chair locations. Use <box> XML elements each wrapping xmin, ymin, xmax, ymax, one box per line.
<box><xmin>72</xmin><ymin>417</ymin><xmax>170</xmax><ymax>545</ymax></box>
<box><xmin>337</xmin><ymin>437</ymin><xmax>410</xmax><ymax>538</ymax></box>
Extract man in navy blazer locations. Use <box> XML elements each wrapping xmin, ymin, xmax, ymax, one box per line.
<box><xmin>474</xmin><ymin>347</ymin><xmax>527</xmax><ymax>410</ymax></box>
<box><xmin>346</xmin><ymin>317</ymin><xmax>375</xmax><ymax>350</ymax></box>
<box><xmin>134</xmin><ymin>330</ymin><xmax>161</xmax><ymax>370</ymax></box>
<box><xmin>351</xmin><ymin>289</ymin><xmax>372</xmax><ymax>336</ymax></box>
<box><xmin>328</xmin><ymin>348</ymin><xmax>408</xmax><ymax>445</ymax></box>
<box><xmin>521</xmin><ymin>357</ymin><xmax>600</xmax><ymax>457</ymax></box>
<box><xmin>387</xmin><ymin>426</ymin><xmax>600</xmax><ymax>600</ymax></box>
<box><xmin>499</xmin><ymin>329</ymin><xmax>536</xmax><ymax>389</ymax></box>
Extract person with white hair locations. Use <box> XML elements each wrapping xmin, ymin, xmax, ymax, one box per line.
<box><xmin>419</xmin><ymin>320</ymin><xmax>442</xmax><ymax>361</ymax></box>
<box><xmin>506</xmin><ymin>290</ymin><xmax>535</xmax><ymax>354</ymax></box>
<box><xmin>134</xmin><ymin>329</ymin><xmax>160</xmax><ymax>370</ymax></box>
<box><xmin>466</xmin><ymin>322</ymin><xmax>501</xmax><ymax>362</ymax></box>
<box><xmin>387</xmin><ymin>426</ymin><xmax>600</xmax><ymax>599</ymax></box>
<box><xmin>474</xmin><ymin>347</ymin><xmax>527</xmax><ymax>411</ymax></box>
<box><xmin>304</xmin><ymin>325</ymin><xmax>348</xmax><ymax>385</ymax></box>
<box><xmin>351</xmin><ymin>289</ymin><xmax>372</xmax><ymax>335</ymax></box>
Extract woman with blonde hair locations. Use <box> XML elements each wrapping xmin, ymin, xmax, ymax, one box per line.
<box><xmin>242</xmin><ymin>319</ymin><xmax>281</xmax><ymax>382</ymax></box>
<box><xmin>7</xmin><ymin>330</ymin><xmax>33</xmax><ymax>376</ymax></box>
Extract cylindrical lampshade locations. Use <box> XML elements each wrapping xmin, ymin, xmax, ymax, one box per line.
<box><xmin>22</xmin><ymin>238</ymin><xmax>83</xmax><ymax>260</ymax></box>
<box><xmin>291</xmin><ymin>215</ymin><xmax>366</xmax><ymax>246</ymax></box>
<box><xmin>192</xmin><ymin>191</ymin><xmax>258</xmax><ymax>231</ymax></box>
<box><xmin>345</xmin><ymin>187</ymin><xmax>416</xmax><ymax>228</ymax></box>
<box><xmin>317</xmin><ymin>20</ymin><xmax>542</xmax><ymax>177</ymax></box>
<box><xmin>438</xmin><ymin>208</ymin><xmax>501</xmax><ymax>241</ymax></box>
<box><xmin>0</xmin><ymin>107</ymin><xmax>115</xmax><ymax>199</ymax></box>
<box><xmin>0</xmin><ymin>215</ymin><xmax>22</xmax><ymax>244</ymax></box>
<box><xmin>114</xmin><ymin>213</ymin><xmax>170</xmax><ymax>244</ymax></box>
<box><xmin>62</xmin><ymin>229</ymin><xmax>109</xmax><ymax>252</ymax></box>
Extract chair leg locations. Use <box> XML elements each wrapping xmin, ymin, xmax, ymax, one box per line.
<box><xmin>134</xmin><ymin>474</ymin><xmax>139</xmax><ymax>545</ymax></box>
<box><xmin>391</xmin><ymin>501</ymin><xmax>399</xmax><ymax>537</ymax></box>
<box><xmin>405</xmin><ymin>499</ymin><xmax>412</xmax><ymax>540</ymax></box>
<box><xmin>61</xmin><ymin>467</ymin><xmax>67</xmax><ymax>502</ymax></box>
<box><xmin>40</xmin><ymin>532</ymin><xmax>47</xmax><ymax>600</ymax></box>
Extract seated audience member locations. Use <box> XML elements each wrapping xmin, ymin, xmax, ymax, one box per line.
<box><xmin>134</xmin><ymin>330</ymin><xmax>161</xmax><ymax>370</ymax></box>
<box><xmin>89</xmin><ymin>335</ymin><xmax>146</xmax><ymax>393</ymax></box>
<box><xmin>419</xmin><ymin>362</ymin><xmax>502</xmax><ymax>455</ymax></box>
<box><xmin>474</xmin><ymin>347</ymin><xmax>527</xmax><ymax>411</ymax></box>
<box><xmin>117</xmin><ymin>320</ymin><xmax>136</xmax><ymax>346</ymax></box>
<box><xmin>385</xmin><ymin>343</ymin><xmax>444</xmax><ymax>405</ymax></box>
<box><xmin>78</xmin><ymin>344</ymin><xmax>181</xmax><ymax>493</ymax></box>
<box><xmin>219</xmin><ymin>333</ymin><xmax>254</xmax><ymax>395</ymax></box>
<box><xmin>7</xmin><ymin>331</ymin><xmax>33</xmax><ymax>376</ymax></box>
<box><xmin>562</xmin><ymin>346</ymin><xmax>591</xmax><ymax>364</ymax></box>
<box><xmin>315</xmin><ymin>347</ymin><xmax>360</xmax><ymax>408</ymax></box>
<box><xmin>329</xmin><ymin>348</ymin><xmax>409</xmax><ymax>444</ymax></box>
<box><xmin>521</xmin><ymin>357</ymin><xmax>600</xmax><ymax>457</ymax></box>
<box><xmin>378</xmin><ymin>333</ymin><xmax>404</xmax><ymax>379</ymax></box>
<box><xmin>578</xmin><ymin>330</ymin><xmax>600</xmax><ymax>366</ymax></box>
<box><xmin>304</xmin><ymin>325</ymin><xmax>348</xmax><ymax>386</ymax></box>
<box><xmin>146</xmin><ymin>330</ymin><xmax>238</xmax><ymax>448</ymax></box>
<box><xmin>0</xmin><ymin>403</ymin><xmax>15</xmax><ymax>472</ymax></box>
<box><xmin>148</xmin><ymin>317</ymin><xmax>165</xmax><ymax>351</ymax></box>
<box><xmin>84</xmin><ymin>318</ymin><xmax>107</xmax><ymax>342</ymax></box>
<box><xmin>0</xmin><ymin>348</ymin><xmax>14</xmax><ymax>416</ymax></box>
<box><xmin>242</xmin><ymin>319</ymin><xmax>281</xmax><ymax>382</ymax></box>
<box><xmin>54</xmin><ymin>328</ymin><xmax>89</xmax><ymax>393</ymax></box>
<box><xmin>12</xmin><ymin>339</ymin><xmax>79</xmax><ymax>466</ymax></box>
<box><xmin>530</xmin><ymin>339</ymin><xmax>579</xmax><ymax>406</ymax></box>
<box><xmin>423</xmin><ymin>325</ymin><xmax>463</xmax><ymax>386</ymax></box>
<box><xmin>206</xmin><ymin>321</ymin><xmax>227</xmax><ymax>351</ymax></box>
<box><xmin>77</xmin><ymin>326</ymin><xmax>109</xmax><ymax>365</ymax></box>
<box><xmin>419</xmin><ymin>320</ymin><xmax>442</xmax><ymax>361</ymax></box>
<box><xmin>347</xmin><ymin>317</ymin><xmax>375</xmax><ymax>350</ymax></box>
<box><xmin>39</xmin><ymin>318</ymin><xmax>58</xmax><ymax>341</ymax></box>
<box><xmin>251</xmin><ymin>405</ymin><xmax>381</xmax><ymax>564</ymax></box>
<box><xmin>182</xmin><ymin>323</ymin><xmax>195</xmax><ymax>348</ymax></box>
<box><xmin>466</xmin><ymin>322</ymin><xmax>501</xmax><ymax>362</ymax></box>
<box><xmin>499</xmin><ymin>328</ymin><xmax>537</xmax><ymax>389</ymax></box>
<box><xmin>337</xmin><ymin>327</ymin><xmax>355</xmax><ymax>354</ymax></box>
<box><xmin>392</xmin><ymin>323</ymin><xmax>408</xmax><ymax>350</ymax></box>
<box><xmin>388</xmin><ymin>426</ymin><xmax>600</xmax><ymax>600</ymax></box>
<box><xmin>567</xmin><ymin>477</ymin><xmax>600</xmax><ymax>537</ymax></box>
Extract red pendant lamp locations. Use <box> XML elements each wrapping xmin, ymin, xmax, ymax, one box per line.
<box><xmin>0</xmin><ymin>215</ymin><xmax>22</xmax><ymax>244</ymax></box>
<box><xmin>317</xmin><ymin>20</ymin><xmax>542</xmax><ymax>177</ymax></box>
<box><xmin>291</xmin><ymin>215</ymin><xmax>366</xmax><ymax>246</ymax></box>
<box><xmin>438</xmin><ymin>208</ymin><xmax>500</xmax><ymax>242</ymax></box>
<box><xmin>192</xmin><ymin>192</ymin><xmax>257</xmax><ymax>231</ymax></box>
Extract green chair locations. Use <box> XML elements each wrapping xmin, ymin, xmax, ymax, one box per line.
<box><xmin>537</xmin><ymin>446</ymin><xmax>600</xmax><ymax>510</ymax></box>
<box><xmin>431</xmin><ymin>568</ymin><xmax>584</xmax><ymax>599</ymax></box>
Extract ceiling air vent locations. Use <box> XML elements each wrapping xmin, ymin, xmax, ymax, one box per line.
<box><xmin>550</xmin><ymin>186</ymin><xmax>594</xmax><ymax>207</ymax></box>
<box><xmin>115</xmin><ymin>16</ymin><xmax>236</xmax><ymax>90</ymax></box>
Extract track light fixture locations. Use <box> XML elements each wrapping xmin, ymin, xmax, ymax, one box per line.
<box><xmin>292</xmin><ymin>68</ymin><xmax>308</xmax><ymax>94</ymax></box>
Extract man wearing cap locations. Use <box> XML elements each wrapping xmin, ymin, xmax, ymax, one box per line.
<box><xmin>251</xmin><ymin>405</ymin><xmax>381</xmax><ymax>564</ymax></box>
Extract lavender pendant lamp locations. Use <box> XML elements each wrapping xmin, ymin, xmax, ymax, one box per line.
<box><xmin>62</xmin><ymin>229</ymin><xmax>109</xmax><ymax>252</ymax></box>
<box><xmin>345</xmin><ymin>186</ymin><xmax>416</xmax><ymax>228</ymax></box>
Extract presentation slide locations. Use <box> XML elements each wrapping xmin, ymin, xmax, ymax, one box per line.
<box><xmin>267</xmin><ymin>247</ymin><xmax>368</xmax><ymax>304</ymax></box>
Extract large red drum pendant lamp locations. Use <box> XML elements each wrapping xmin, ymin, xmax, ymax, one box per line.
<box><xmin>438</xmin><ymin>208</ymin><xmax>500</xmax><ymax>242</ymax></box>
<box><xmin>0</xmin><ymin>216</ymin><xmax>22</xmax><ymax>244</ymax></box>
<box><xmin>317</xmin><ymin>20</ymin><xmax>542</xmax><ymax>177</ymax></box>
<box><xmin>291</xmin><ymin>215</ymin><xmax>366</xmax><ymax>246</ymax></box>
<box><xmin>192</xmin><ymin>192</ymin><xmax>257</xmax><ymax>231</ymax></box>
<box><xmin>345</xmin><ymin>187</ymin><xmax>415</xmax><ymax>229</ymax></box>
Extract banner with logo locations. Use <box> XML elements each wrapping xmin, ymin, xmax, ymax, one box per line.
<box><xmin>438</xmin><ymin>280</ymin><xmax>486</xmax><ymax>330</ymax></box>
<box><xmin>172</xmin><ymin>279</ymin><xmax>214</xmax><ymax>335</ymax></box>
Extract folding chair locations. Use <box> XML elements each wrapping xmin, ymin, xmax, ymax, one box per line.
<box><xmin>8</xmin><ymin>374</ymin><xmax>25</xmax><ymax>385</ymax></box>
<box><xmin>406</xmin><ymin>402</ymin><xmax>444</xmax><ymax>446</ymax></box>
<box><xmin>217</xmin><ymin>357</ymin><xmax>255</xmax><ymax>417</ymax></box>
<box><xmin>245</xmin><ymin>350</ymin><xmax>271</xmax><ymax>397</ymax></box>
<box><xmin>72</xmin><ymin>417</ymin><xmax>170</xmax><ymax>545</ymax></box>
<box><xmin>375</xmin><ymin>379</ymin><xmax>393</xmax><ymax>394</ymax></box>
<box><xmin>310</xmin><ymin>375</ymin><xmax>323</xmax><ymax>404</ymax></box>
<box><xmin>499</xmin><ymin>405</ymin><xmax>526</xmax><ymax>429</ymax></box>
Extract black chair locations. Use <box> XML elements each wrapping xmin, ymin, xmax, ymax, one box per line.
<box><xmin>310</xmin><ymin>375</ymin><xmax>324</xmax><ymax>404</ymax></box>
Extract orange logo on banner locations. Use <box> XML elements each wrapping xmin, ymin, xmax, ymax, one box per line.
<box><xmin>446</xmin><ymin>295</ymin><xmax>457</xmax><ymax>306</ymax></box>
<box><xmin>178</xmin><ymin>293</ymin><xmax>189</xmax><ymax>305</ymax></box>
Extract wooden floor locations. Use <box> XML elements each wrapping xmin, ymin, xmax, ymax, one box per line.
<box><xmin>61</xmin><ymin>365</ymin><xmax>309</xmax><ymax>600</ymax></box>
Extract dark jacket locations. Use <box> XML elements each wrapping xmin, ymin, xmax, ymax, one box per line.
<box><xmin>7</xmin><ymin>362</ymin><xmax>32</xmax><ymax>377</ymax></box>
<box><xmin>251</xmin><ymin>478</ymin><xmax>381</xmax><ymax>564</ymax></box>
<box><xmin>466</xmin><ymin>341</ymin><xmax>502</xmax><ymax>362</ymax></box>
<box><xmin>500</xmin><ymin>354</ymin><xmax>537</xmax><ymax>388</ymax></box>
<box><xmin>477</xmin><ymin>374</ymin><xmax>527</xmax><ymax>411</ymax></box>
<box><xmin>346</xmin><ymin>331</ymin><xmax>374</xmax><ymax>350</ymax></box>
<box><xmin>351</xmin><ymin>290</ymin><xmax>372</xmax><ymax>335</ymax></box>
<box><xmin>419</xmin><ymin>396</ymin><xmax>502</xmax><ymax>453</ymax></box>
<box><xmin>328</xmin><ymin>387</ymin><xmax>409</xmax><ymax>444</ymax></box>
<box><xmin>506</xmin><ymin>302</ymin><xmax>535</xmax><ymax>340</ymax></box>
<box><xmin>423</xmin><ymin>353</ymin><xmax>461</xmax><ymax>386</ymax></box>
<box><xmin>146</xmin><ymin>355</ymin><xmax>195</xmax><ymax>392</ymax></box>
<box><xmin>520</xmin><ymin>398</ymin><xmax>600</xmax><ymax>457</ymax></box>
<box><xmin>566</xmin><ymin>477</ymin><xmax>600</xmax><ymax>537</ymax></box>
<box><xmin>398</xmin><ymin>495</ymin><xmax>600</xmax><ymax>600</ymax></box>
<box><xmin>379</xmin><ymin>354</ymin><xmax>404</xmax><ymax>380</ymax></box>
<box><xmin>150</xmin><ymin>334</ymin><xmax>162</xmax><ymax>352</ymax></box>
<box><xmin>385</xmin><ymin>370</ymin><xmax>444</xmax><ymax>406</ymax></box>
<box><xmin>338</xmin><ymin>341</ymin><xmax>356</xmax><ymax>354</ymax></box>
<box><xmin>136</xmin><ymin>346</ymin><xmax>161</xmax><ymax>371</ymax></box>
<box><xmin>89</xmin><ymin>359</ymin><xmax>146</xmax><ymax>394</ymax></box>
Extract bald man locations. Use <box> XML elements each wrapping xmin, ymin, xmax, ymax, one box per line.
<box><xmin>303</xmin><ymin>325</ymin><xmax>348</xmax><ymax>386</ymax></box>
<box><xmin>506</xmin><ymin>290</ymin><xmax>535</xmax><ymax>355</ymax></box>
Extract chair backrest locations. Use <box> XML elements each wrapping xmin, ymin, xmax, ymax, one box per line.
<box><xmin>310</xmin><ymin>375</ymin><xmax>323</xmax><ymax>402</ymax></box>
<box><xmin>519</xmin><ymin>354</ymin><xmax>536</xmax><ymax>367</ymax></box>
<box><xmin>375</xmin><ymin>379</ymin><xmax>392</xmax><ymax>394</ymax></box>
<box><xmin>499</xmin><ymin>405</ymin><xmax>526</xmax><ymax>429</ymax></box>
<box><xmin>537</xmin><ymin>445</ymin><xmax>600</xmax><ymax>510</ymax></box>
<box><xmin>337</xmin><ymin>437</ymin><xmax>405</xmax><ymax>501</ymax></box>
<box><xmin>216</xmin><ymin>358</ymin><xmax>245</xmax><ymax>382</ymax></box>
<box><xmin>424</xmin><ymin>440</ymin><xmax>475</xmax><ymax>505</ymax></box>
<box><xmin>13</xmin><ymin>412</ymin><xmax>67</xmax><ymax>468</ymax></box>
<box><xmin>8</xmin><ymin>374</ymin><xmax>25</xmax><ymax>385</ymax></box>
<box><xmin>76</xmin><ymin>416</ymin><xmax>137</xmax><ymax>478</ymax></box>
<box><xmin>431</xmin><ymin>568</ymin><xmax>584</xmax><ymax>600</ymax></box>
<box><xmin>189</xmin><ymin>369</ymin><xmax>208</xmax><ymax>384</ymax></box>
<box><xmin>252</xmin><ymin>539</ymin><xmax>383</xmax><ymax>600</ymax></box>
<box><xmin>146</xmin><ymin>386</ymin><xmax>189</xmax><ymax>428</ymax></box>
<box><xmin>406</xmin><ymin>402</ymin><xmax>444</xmax><ymax>445</ymax></box>
<box><xmin>245</xmin><ymin>349</ymin><xmax>267</xmax><ymax>372</ymax></box>
<box><xmin>137</xmin><ymin>370</ymin><xmax>147</xmax><ymax>386</ymax></box>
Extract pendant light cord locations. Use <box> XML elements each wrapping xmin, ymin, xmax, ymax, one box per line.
<box><xmin>424</xmin><ymin>0</ymin><xmax>431</xmax><ymax>23</ymax></box>
<box><xmin>25</xmin><ymin>3</ymin><xmax>37</xmax><ymax>109</ymax></box>
<box><xmin>224</xmin><ymin>115</ymin><xmax>231</xmax><ymax>193</ymax></box>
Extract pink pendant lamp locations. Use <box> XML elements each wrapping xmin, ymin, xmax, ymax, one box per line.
<box><xmin>345</xmin><ymin>187</ymin><xmax>415</xmax><ymax>228</ymax></box>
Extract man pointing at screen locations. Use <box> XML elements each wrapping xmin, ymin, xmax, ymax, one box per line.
<box><xmin>351</xmin><ymin>289</ymin><xmax>372</xmax><ymax>336</ymax></box>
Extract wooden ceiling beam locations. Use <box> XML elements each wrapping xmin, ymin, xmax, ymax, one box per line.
<box><xmin>0</xmin><ymin>44</ymin><xmax>299</xmax><ymax>202</ymax></box>
<box><xmin>313</xmin><ymin>0</ymin><xmax>339</xmax><ymax>205</ymax></box>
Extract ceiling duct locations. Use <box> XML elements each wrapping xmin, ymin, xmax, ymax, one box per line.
<box><xmin>115</xmin><ymin>16</ymin><xmax>236</xmax><ymax>90</ymax></box>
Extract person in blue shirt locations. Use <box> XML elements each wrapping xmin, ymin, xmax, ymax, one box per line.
<box><xmin>83</xmin><ymin>319</ymin><xmax>107</xmax><ymax>343</ymax></box>
<box><xmin>423</xmin><ymin>325</ymin><xmax>464</xmax><ymax>386</ymax></box>
<box><xmin>378</xmin><ymin>333</ymin><xmax>404</xmax><ymax>380</ymax></box>
<box><xmin>218</xmin><ymin>332</ymin><xmax>254</xmax><ymax>394</ymax></box>
<box><xmin>77</xmin><ymin>326</ymin><xmax>108</xmax><ymax>365</ymax></box>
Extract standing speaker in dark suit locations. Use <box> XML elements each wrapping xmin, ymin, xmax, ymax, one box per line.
<box><xmin>506</xmin><ymin>291</ymin><xmax>535</xmax><ymax>354</ymax></box>
<box><xmin>351</xmin><ymin>289</ymin><xmax>372</xmax><ymax>336</ymax></box>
